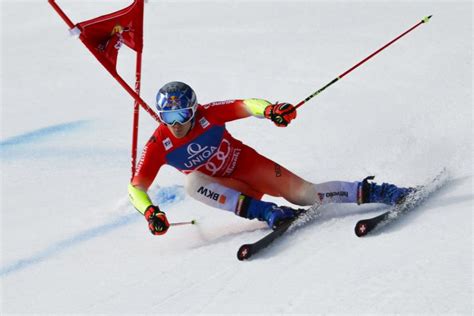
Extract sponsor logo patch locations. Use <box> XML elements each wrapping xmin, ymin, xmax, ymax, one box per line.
<box><xmin>318</xmin><ymin>193</ymin><xmax>325</xmax><ymax>201</ymax></box>
<box><xmin>165</xmin><ymin>125</ymin><xmax>227</xmax><ymax>174</ymax></box>
<box><xmin>135</xmin><ymin>145</ymin><xmax>148</xmax><ymax>175</ymax></box>
<box><xmin>318</xmin><ymin>191</ymin><xmax>349</xmax><ymax>201</ymax></box>
<box><xmin>218</xmin><ymin>195</ymin><xmax>227</xmax><ymax>204</ymax></box>
<box><xmin>274</xmin><ymin>163</ymin><xmax>282</xmax><ymax>177</ymax></box>
<box><xmin>325</xmin><ymin>191</ymin><xmax>349</xmax><ymax>198</ymax></box>
<box><xmin>203</xmin><ymin>100</ymin><xmax>236</xmax><ymax>108</ymax></box>
<box><xmin>197</xmin><ymin>186</ymin><xmax>226</xmax><ymax>204</ymax></box>
<box><xmin>185</xmin><ymin>143</ymin><xmax>217</xmax><ymax>169</ymax></box>
<box><xmin>199</xmin><ymin>117</ymin><xmax>210</xmax><ymax>129</ymax></box>
<box><xmin>163</xmin><ymin>137</ymin><xmax>173</xmax><ymax>150</ymax></box>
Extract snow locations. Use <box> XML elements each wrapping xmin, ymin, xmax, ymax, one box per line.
<box><xmin>1</xmin><ymin>0</ymin><xmax>472</xmax><ymax>314</ymax></box>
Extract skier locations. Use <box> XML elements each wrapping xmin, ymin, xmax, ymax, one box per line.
<box><xmin>128</xmin><ymin>81</ymin><xmax>412</xmax><ymax>236</ymax></box>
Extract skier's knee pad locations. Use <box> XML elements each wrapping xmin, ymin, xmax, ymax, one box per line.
<box><xmin>185</xmin><ymin>172</ymin><xmax>241</xmax><ymax>212</ymax></box>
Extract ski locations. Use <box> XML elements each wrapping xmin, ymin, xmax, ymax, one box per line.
<box><xmin>237</xmin><ymin>206</ymin><xmax>319</xmax><ymax>261</ymax></box>
<box><xmin>355</xmin><ymin>169</ymin><xmax>448</xmax><ymax>237</ymax></box>
<box><xmin>237</xmin><ymin>218</ymin><xmax>294</xmax><ymax>261</ymax></box>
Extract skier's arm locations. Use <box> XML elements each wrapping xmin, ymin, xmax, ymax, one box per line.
<box><xmin>128</xmin><ymin>184</ymin><xmax>170</xmax><ymax>235</ymax></box>
<box><xmin>207</xmin><ymin>99</ymin><xmax>297</xmax><ymax>126</ymax></box>
<box><xmin>128</xmin><ymin>132</ymin><xmax>170</xmax><ymax>235</ymax></box>
<box><xmin>128</xmin><ymin>184</ymin><xmax>153</xmax><ymax>215</ymax></box>
<box><xmin>242</xmin><ymin>98</ymin><xmax>272</xmax><ymax>117</ymax></box>
<box><xmin>128</xmin><ymin>139</ymin><xmax>163</xmax><ymax>215</ymax></box>
<box><xmin>203</xmin><ymin>99</ymin><xmax>268</xmax><ymax>122</ymax></box>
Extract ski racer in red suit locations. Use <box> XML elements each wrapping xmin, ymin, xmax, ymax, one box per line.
<box><xmin>129</xmin><ymin>82</ymin><xmax>412</xmax><ymax>235</ymax></box>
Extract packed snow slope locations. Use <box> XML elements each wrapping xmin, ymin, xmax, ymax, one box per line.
<box><xmin>1</xmin><ymin>0</ymin><xmax>472</xmax><ymax>314</ymax></box>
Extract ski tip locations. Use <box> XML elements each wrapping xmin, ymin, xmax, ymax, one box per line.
<box><xmin>355</xmin><ymin>221</ymin><xmax>369</xmax><ymax>237</ymax></box>
<box><xmin>191</xmin><ymin>219</ymin><xmax>197</xmax><ymax>225</ymax></box>
<box><xmin>422</xmin><ymin>15</ymin><xmax>433</xmax><ymax>23</ymax></box>
<box><xmin>237</xmin><ymin>244</ymin><xmax>252</xmax><ymax>261</ymax></box>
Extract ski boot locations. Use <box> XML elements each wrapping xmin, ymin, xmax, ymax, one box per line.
<box><xmin>357</xmin><ymin>176</ymin><xmax>415</xmax><ymax>206</ymax></box>
<box><xmin>235</xmin><ymin>195</ymin><xmax>297</xmax><ymax>229</ymax></box>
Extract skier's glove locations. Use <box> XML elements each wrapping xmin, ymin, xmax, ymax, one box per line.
<box><xmin>264</xmin><ymin>103</ymin><xmax>297</xmax><ymax>127</ymax></box>
<box><xmin>144</xmin><ymin>205</ymin><xmax>170</xmax><ymax>236</ymax></box>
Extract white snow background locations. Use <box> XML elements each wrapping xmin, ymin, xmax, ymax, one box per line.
<box><xmin>1</xmin><ymin>0</ymin><xmax>472</xmax><ymax>314</ymax></box>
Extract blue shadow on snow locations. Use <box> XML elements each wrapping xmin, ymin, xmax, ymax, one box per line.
<box><xmin>0</xmin><ymin>185</ymin><xmax>185</xmax><ymax>278</ymax></box>
<box><xmin>0</xmin><ymin>120</ymin><xmax>90</xmax><ymax>147</ymax></box>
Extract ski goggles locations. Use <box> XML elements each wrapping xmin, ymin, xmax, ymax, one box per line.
<box><xmin>157</xmin><ymin>106</ymin><xmax>196</xmax><ymax>126</ymax></box>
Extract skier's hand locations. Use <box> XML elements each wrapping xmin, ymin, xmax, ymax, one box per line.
<box><xmin>264</xmin><ymin>103</ymin><xmax>297</xmax><ymax>127</ymax></box>
<box><xmin>144</xmin><ymin>205</ymin><xmax>170</xmax><ymax>236</ymax></box>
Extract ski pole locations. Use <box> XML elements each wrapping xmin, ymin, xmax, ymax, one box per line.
<box><xmin>170</xmin><ymin>220</ymin><xmax>197</xmax><ymax>227</ymax></box>
<box><xmin>295</xmin><ymin>15</ymin><xmax>432</xmax><ymax>109</ymax></box>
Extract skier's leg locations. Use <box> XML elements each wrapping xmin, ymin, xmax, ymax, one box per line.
<box><xmin>229</xmin><ymin>146</ymin><xmax>318</xmax><ymax>205</ymax></box>
<box><xmin>184</xmin><ymin>172</ymin><xmax>296</xmax><ymax>228</ymax></box>
<box><xmin>304</xmin><ymin>178</ymin><xmax>413</xmax><ymax>206</ymax></box>
<box><xmin>229</xmin><ymin>146</ymin><xmax>329</xmax><ymax>205</ymax></box>
<box><xmin>184</xmin><ymin>171</ymin><xmax>242</xmax><ymax>212</ymax></box>
<box><xmin>208</xmin><ymin>176</ymin><xmax>264</xmax><ymax>200</ymax></box>
<box><xmin>231</xmin><ymin>146</ymin><xmax>411</xmax><ymax>206</ymax></box>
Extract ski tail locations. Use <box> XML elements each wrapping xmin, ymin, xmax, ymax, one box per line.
<box><xmin>237</xmin><ymin>204</ymin><xmax>320</xmax><ymax>261</ymax></box>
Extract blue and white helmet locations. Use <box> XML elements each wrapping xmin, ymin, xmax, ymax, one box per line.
<box><xmin>155</xmin><ymin>81</ymin><xmax>198</xmax><ymax>125</ymax></box>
